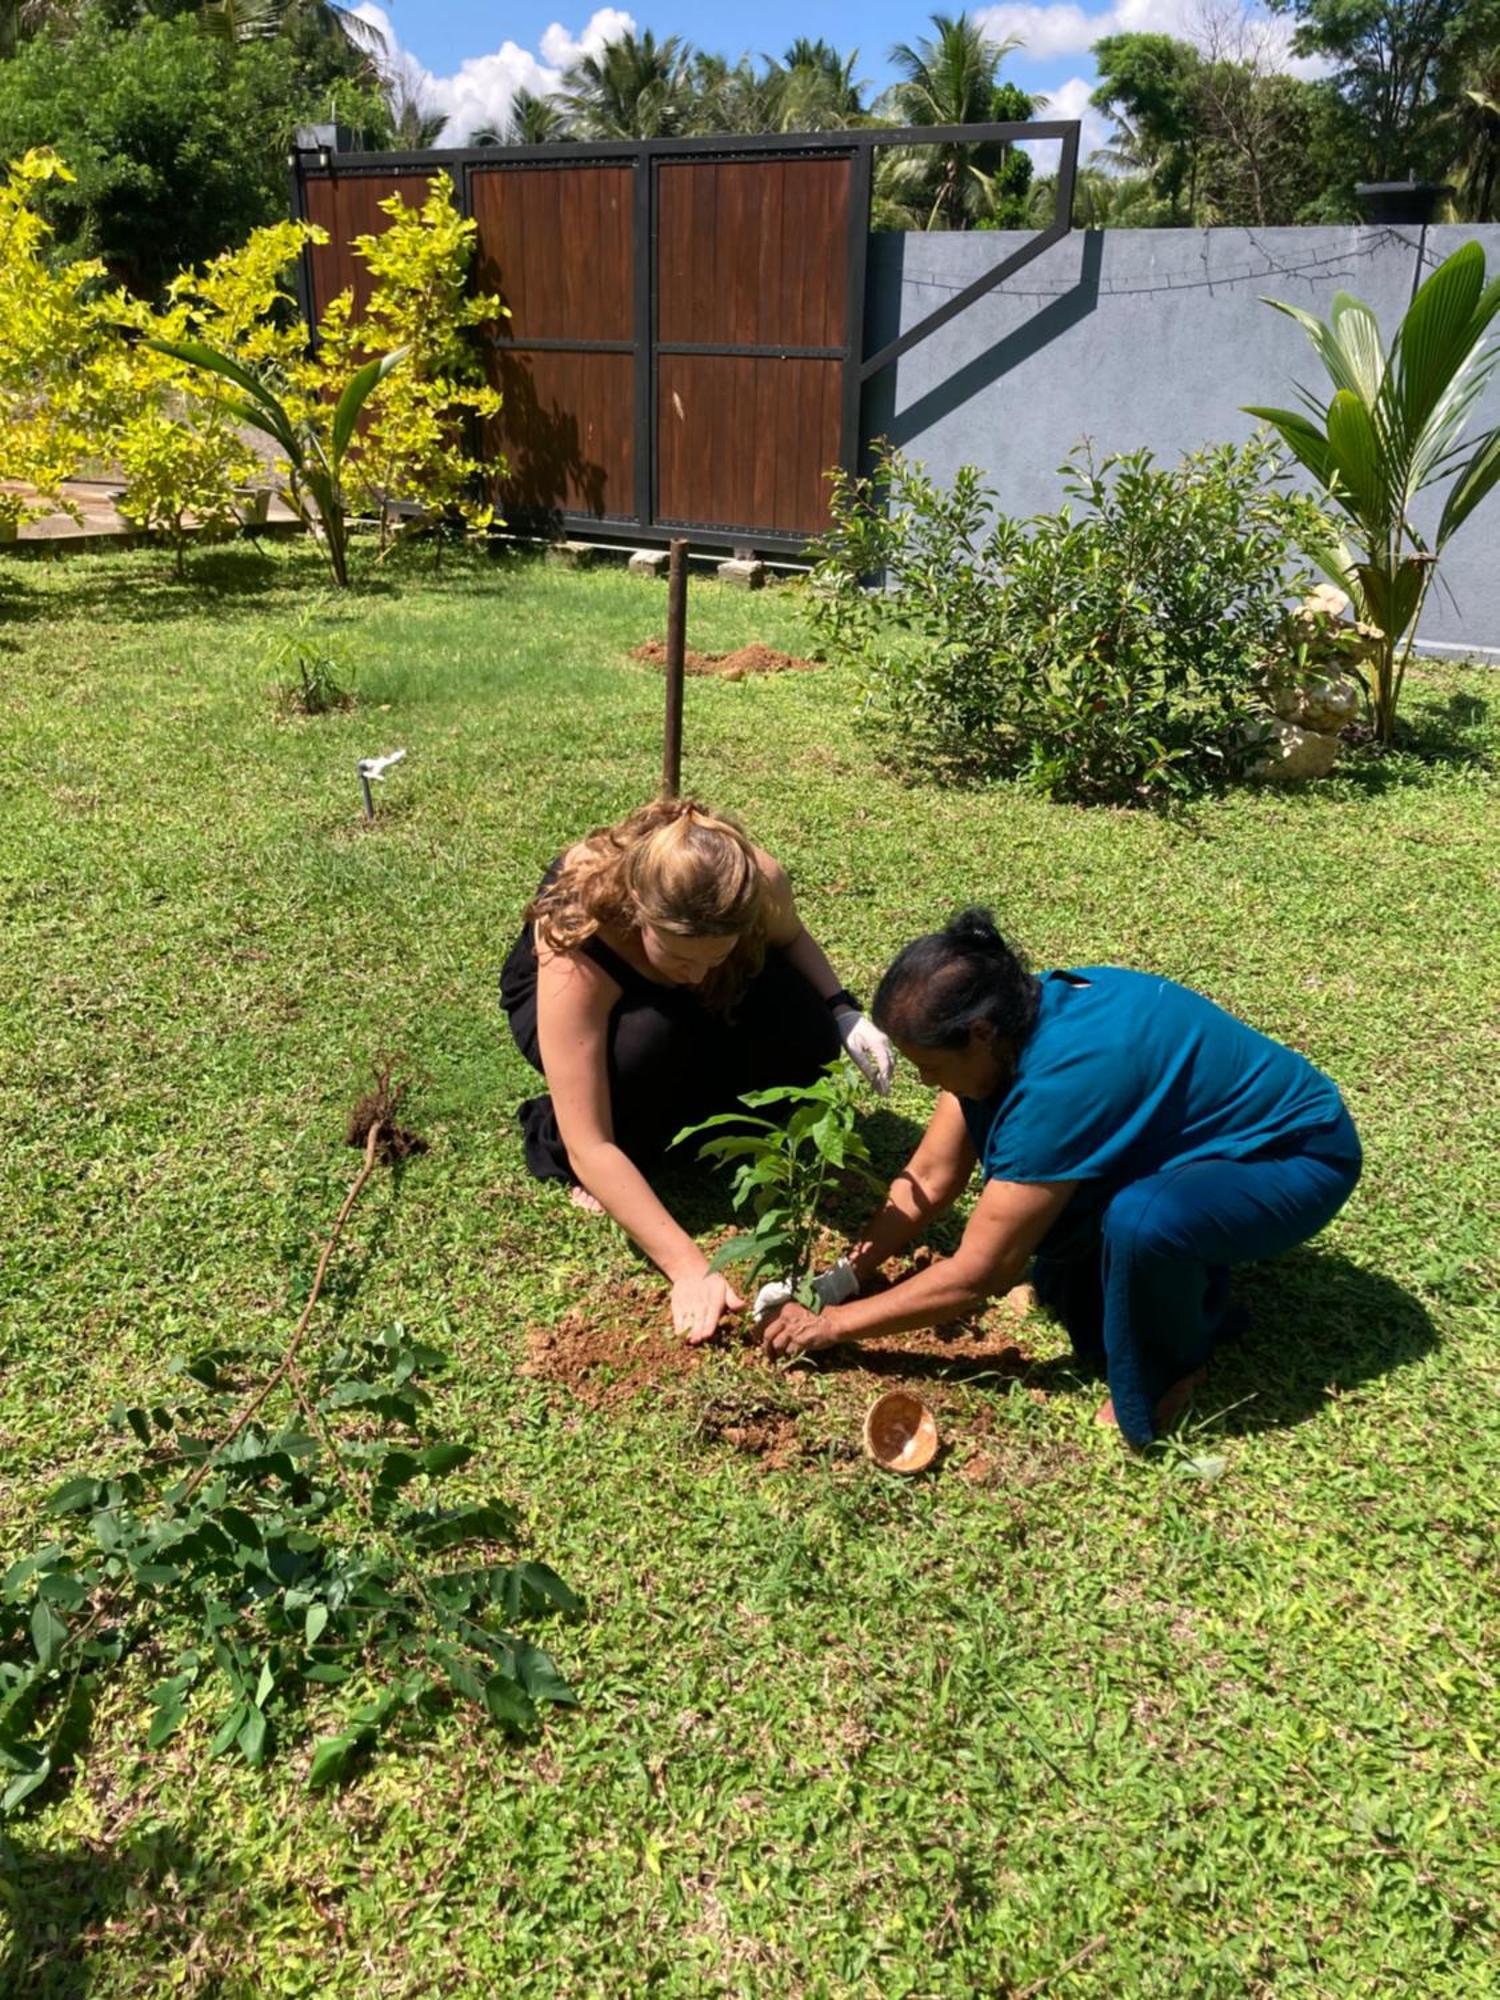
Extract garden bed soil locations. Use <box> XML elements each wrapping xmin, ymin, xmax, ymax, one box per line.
<box><xmin>629</xmin><ymin>639</ymin><xmax>821</xmax><ymax>679</ymax></box>
<box><xmin>520</xmin><ymin>1266</ymin><xmax>1037</xmax><ymax>1468</ymax></box>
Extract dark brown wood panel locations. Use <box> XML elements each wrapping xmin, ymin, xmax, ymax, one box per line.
<box><xmin>303</xmin><ymin>174</ymin><xmax>429</xmax><ymax>321</ymax></box>
<box><xmin>656</xmin><ymin>355</ymin><xmax>841</xmax><ymax>535</ymax></box>
<box><xmin>487</xmin><ymin>348</ymin><xmax>633</xmax><ymax>522</ymax></box>
<box><xmin>297</xmin><ymin>142</ymin><xmax>865</xmax><ymax>543</ymax></box>
<box><xmin>656</xmin><ymin>157</ymin><xmax>850</xmax><ymax>348</ymax></box>
<box><xmin>469</xmin><ymin>165</ymin><xmax>633</xmax><ymax>342</ymax></box>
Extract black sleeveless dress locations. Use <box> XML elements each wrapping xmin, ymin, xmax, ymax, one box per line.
<box><xmin>499</xmin><ymin>863</ymin><xmax>840</xmax><ymax>1184</ymax></box>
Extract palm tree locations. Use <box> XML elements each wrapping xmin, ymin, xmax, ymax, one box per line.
<box><xmin>881</xmin><ymin>12</ymin><xmax>1026</xmax><ymax>228</ymax></box>
<box><xmin>684</xmin><ymin>42</ymin><xmax>869</xmax><ymax>137</ymax></box>
<box><xmin>558</xmin><ymin>29</ymin><xmax>693</xmax><ymax>140</ymax></box>
<box><xmin>386</xmin><ymin>83</ymin><xmax>447</xmax><ymax>151</ymax></box>
<box><xmin>198</xmin><ymin>0</ymin><xmax>281</xmax><ymax>43</ymax></box>
<box><xmin>0</xmin><ymin>0</ymin><xmax>82</xmax><ymax>58</ymax></box>
<box><xmin>490</xmin><ymin>89</ymin><xmax>569</xmax><ymax>147</ymax></box>
<box><xmin>1246</xmin><ymin>243</ymin><xmax>1500</xmax><ymax>741</ymax></box>
<box><xmin>685</xmin><ymin>53</ymin><xmax>773</xmax><ymax>135</ymax></box>
<box><xmin>1028</xmin><ymin>165</ymin><xmax>1173</xmax><ymax>228</ymax></box>
<box><xmin>774</xmin><ymin>38</ymin><xmax>867</xmax><ymax>125</ymax></box>
<box><xmin>279</xmin><ymin>0</ymin><xmax>385</xmax><ymax>62</ymax></box>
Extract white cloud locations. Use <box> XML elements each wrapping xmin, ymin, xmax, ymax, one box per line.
<box><xmin>539</xmin><ymin>10</ymin><xmax>636</xmax><ymax>71</ymax></box>
<box><xmin>352</xmin><ymin>8</ymin><xmax>639</xmax><ymax>146</ymax></box>
<box><xmin>979</xmin><ymin>4</ymin><xmax>1111</xmax><ymax>60</ymax></box>
<box><xmin>1030</xmin><ymin>74</ymin><xmax>1116</xmax><ymax>164</ymax></box>
<box><xmin>977</xmin><ymin>0</ymin><xmax>1328</xmax><ymax>75</ymax></box>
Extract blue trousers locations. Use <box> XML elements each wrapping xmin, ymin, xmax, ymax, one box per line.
<box><xmin>1030</xmin><ymin>1108</ymin><xmax>1362</xmax><ymax>1445</ymax></box>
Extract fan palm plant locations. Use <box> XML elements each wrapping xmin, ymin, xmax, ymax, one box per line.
<box><xmin>1245</xmin><ymin>242</ymin><xmax>1500</xmax><ymax>741</ymax></box>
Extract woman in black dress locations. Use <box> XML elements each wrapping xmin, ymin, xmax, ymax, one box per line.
<box><xmin>501</xmin><ymin>798</ymin><xmax>893</xmax><ymax>1342</ymax></box>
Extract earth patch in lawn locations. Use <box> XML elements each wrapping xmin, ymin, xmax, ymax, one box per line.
<box><xmin>519</xmin><ymin>1263</ymin><xmax>1037</xmax><ymax>1467</ymax></box>
<box><xmin>628</xmin><ymin>639</ymin><xmax>821</xmax><ymax>678</ymax></box>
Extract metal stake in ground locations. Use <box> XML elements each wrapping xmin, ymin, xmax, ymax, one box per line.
<box><xmin>661</xmin><ymin>538</ymin><xmax>688</xmax><ymax>798</ymax></box>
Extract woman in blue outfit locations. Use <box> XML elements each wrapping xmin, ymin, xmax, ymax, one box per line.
<box><xmin>759</xmin><ymin>909</ymin><xmax>1362</xmax><ymax>1446</ymax></box>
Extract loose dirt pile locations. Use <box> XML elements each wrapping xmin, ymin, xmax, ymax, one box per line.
<box><xmin>520</xmin><ymin>1278</ymin><xmax>714</xmax><ymax>1411</ymax></box>
<box><xmin>519</xmin><ymin>1265</ymin><xmax>1039</xmax><ymax>1470</ymax></box>
<box><xmin>629</xmin><ymin>640</ymin><xmax>821</xmax><ymax>679</ymax></box>
<box><xmin>345</xmin><ymin>1066</ymin><xmax>428</xmax><ymax>1164</ymax></box>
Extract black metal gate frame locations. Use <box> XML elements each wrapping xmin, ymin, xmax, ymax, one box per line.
<box><xmin>289</xmin><ymin>121</ymin><xmax>1080</xmax><ymax>555</ymax></box>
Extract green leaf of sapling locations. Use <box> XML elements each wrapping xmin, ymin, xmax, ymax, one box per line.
<box><xmin>30</xmin><ymin>1602</ymin><xmax>68</xmax><ymax>1671</ymax></box>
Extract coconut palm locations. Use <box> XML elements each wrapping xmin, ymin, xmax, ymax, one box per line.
<box><xmin>0</xmin><ymin>0</ymin><xmax>83</xmax><ymax>57</ymax></box>
<box><xmin>197</xmin><ymin>0</ymin><xmax>281</xmax><ymax>43</ymax></box>
<box><xmin>488</xmin><ymin>89</ymin><xmax>569</xmax><ymax>147</ymax></box>
<box><xmin>772</xmin><ymin>38</ymin><xmax>868</xmax><ymax>126</ymax></box>
<box><xmin>386</xmin><ymin>83</ymin><xmax>447</xmax><ymax>151</ymax></box>
<box><xmin>1245</xmin><ymin>243</ymin><xmax>1500</xmax><ymax>741</ymax></box>
<box><xmin>880</xmin><ymin>12</ymin><xmax>1026</xmax><ymax>229</ymax></box>
<box><xmin>684</xmin><ymin>42</ymin><xmax>869</xmax><ymax>136</ymax></box>
<box><xmin>1028</xmin><ymin>164</ymin><xmax>1176</xmax><ymax>228</ymax></box>
<box><xmin>558</xmin><ymin>29</ymin><xmax>693</xmax><ymax>140</ymax></box>
<box><xmin>151</xmin><ymin>336</ymin><xmax>407</xmax><ymax>589</ymax></box>
<box><xmin>279</xmin><ymin>0</ymin><xmax>385</xmax><ymax>61</ymax></box>
<box><xmin>685</xmin><ymin>54</ymin><xmax>773</xmax><ymax>135</ymax></box>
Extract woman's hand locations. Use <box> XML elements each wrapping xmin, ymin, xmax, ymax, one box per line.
<box><xmin>670</xmin><ymin>1270</ymin><xmax>744</xmax><ymax>1345</ymax></box>
<box><xmin>762</xmin><ymin>1300</ymin><xmax>844</xmax><ymax>1358</ymax></box>
<box><xmin>834</xmin><ymin>1008</ymin><xmax>895</xmax><ymax>1096</ymax></box>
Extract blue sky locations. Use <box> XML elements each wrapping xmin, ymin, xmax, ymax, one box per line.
<box><xmin>353</xmin><ymin>3</ymin><xmax>1313</xmax><ymax>156</ymax></box>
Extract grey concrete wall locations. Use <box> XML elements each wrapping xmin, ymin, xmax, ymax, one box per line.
<box><xmin>863</xmin><ymin>225</ymin><xmax>1500</xmax><ymax>658</ymax></box>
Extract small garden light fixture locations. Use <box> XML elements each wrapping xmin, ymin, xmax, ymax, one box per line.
<box><xmin>358</xmin><ymin>748</ymin><xmax>406</xmax><ymax>822</ymax></box>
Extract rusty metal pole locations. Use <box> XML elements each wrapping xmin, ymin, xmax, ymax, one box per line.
<box><xmin>661</xmin><ymin>537</ymin><xmax>688</xmax><ymax>797</ymax></box>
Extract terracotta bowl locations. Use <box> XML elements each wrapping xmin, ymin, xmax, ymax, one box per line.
<box><xmin>863</xmin><ymin>1389</ymin><xmax>939</xmax><ymax>1475</ymax></box>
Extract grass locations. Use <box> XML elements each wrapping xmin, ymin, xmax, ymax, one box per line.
<box><xmin>1</xmin><ymin>539</ymin><xmax>1497</xmax><ymax>1998</ymax></box>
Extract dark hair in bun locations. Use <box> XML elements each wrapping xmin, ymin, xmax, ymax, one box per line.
<box><xmin>873</xmin><ymin>906</ymin><xmax>1041</xmax><ymax>1055</ymax></box>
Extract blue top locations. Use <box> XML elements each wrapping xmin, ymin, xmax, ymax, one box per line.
<box><xmin>961</xmin><ymin>968</ymin><xmax>1347</xmax><ymax>1187</ymax></box>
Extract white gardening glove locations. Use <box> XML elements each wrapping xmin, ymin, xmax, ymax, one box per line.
<box><xmin>753</xmin><ymin>1256</ymin><xmax>860</xmax><ymax>1324</ymax></box>
<box><xmin>835</xmin><ymin>1008</ymin><xmax>894</xmax><ymax>1096</ymax></box>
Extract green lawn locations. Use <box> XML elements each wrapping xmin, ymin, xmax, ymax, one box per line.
<box><xmin>1</xmin><ymin>541</ymin><xmax>1497</xmax><ymax>1998</ymax></box>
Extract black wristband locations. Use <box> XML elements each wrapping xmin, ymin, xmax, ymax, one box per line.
<box><xmin>825</xmin><ymin>987</ymin><xmax>861</xmax><ymax>1015</ymax></box>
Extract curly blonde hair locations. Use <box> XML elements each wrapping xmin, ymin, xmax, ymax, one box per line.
<box><xmin>528</xmin><ymin>798</ymin><xmax>770</xmax><ymax>1007</ymax></box>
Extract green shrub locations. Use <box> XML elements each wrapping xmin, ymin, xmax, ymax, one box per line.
<box><xmin>809</xmin><ymin>436</ymin><xmax>1328</xmax><ymax>803</ymax></box>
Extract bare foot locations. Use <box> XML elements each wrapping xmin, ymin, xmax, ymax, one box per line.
<box><xmin>1154</xmin><ymin>1367</ymin><xmax>1208</xmax><ymax>1432</ymax></box>
<box><xmin>1095</xmin><ymin>1367</ymin><xmax>1207</xmax><ymax>1434</ymax></box>
<box><xmin>568</xmin><ymin>1184</ymin><xmax>605</xmax><ymax>1215</ymax></box>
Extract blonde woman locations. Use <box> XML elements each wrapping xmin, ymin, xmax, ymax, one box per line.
<box><xmin>500</xmin><ymin>799</ymin><xmax>893</xmax><ymax>1343</ymax></box>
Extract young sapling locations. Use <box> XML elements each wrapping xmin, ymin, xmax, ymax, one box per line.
<box><xmin>676</xmin><ymin>1059</ymin><xmax>882</xmax><ymax>1309</ymax></box>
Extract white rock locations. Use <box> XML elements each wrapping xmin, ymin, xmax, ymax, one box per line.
<box><xmin>1301</xmin><ymin>582</ymin><xmax>1352</xmax><ymax>621</ymax></box>
<box><xmin>1252</xmin><ymin>717</ymin><xmax>1341</xmax><ymax>782</ymax></box>
<box><xmin>1293</xmin><ymin>673</ymin><xmax>1361</xmax><ymax>734</ymax></box>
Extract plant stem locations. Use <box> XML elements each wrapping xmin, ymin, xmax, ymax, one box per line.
<box><xmin>177</xmin><ymin>1118</ymin><xmax>384</xmax><ymax>1505</ymax></box>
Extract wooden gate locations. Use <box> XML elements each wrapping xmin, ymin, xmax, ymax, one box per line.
<box><xmin>291</xmin><ymin>126</ymin><xmax>1077</xmax><ymax>552</ymax></box>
